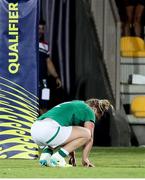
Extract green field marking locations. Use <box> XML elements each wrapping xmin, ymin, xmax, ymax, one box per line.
<box><xmin>0</xmin><ymin>147</ymin><xmax>145</xmax><ymax>178</ymax></box>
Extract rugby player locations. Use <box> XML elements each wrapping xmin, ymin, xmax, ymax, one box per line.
<box><xmin>31</xmin><ymin>99</ymin><xmax>112</xmax><ymax>167</ymax></box>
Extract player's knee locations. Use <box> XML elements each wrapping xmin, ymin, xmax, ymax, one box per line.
<box><xmin>83</xmin><ymin>128</ymin><xmax>91</xmax><ymax>141</ymax></box>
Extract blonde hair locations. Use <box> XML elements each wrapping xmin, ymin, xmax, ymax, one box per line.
<box><xmin>85</xmin><ymin>98</ymin><xmax>113</xmax><ymax>114</ymax></box>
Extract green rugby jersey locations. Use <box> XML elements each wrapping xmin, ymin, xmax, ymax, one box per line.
<box><xmin>37</xmin><ymin>100</ymin><xmax>96</xmax><ymax>126</ymax></box>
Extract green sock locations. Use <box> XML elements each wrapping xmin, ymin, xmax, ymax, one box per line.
<box><xmin>42</xmin><ymin>147</ymin><xmax>53</xmax><ymax>155</ymax></box>
<box><xmin>58</xmin><ymin>148</ymin><xmax>69</xmax><ymax>157</ymax></box>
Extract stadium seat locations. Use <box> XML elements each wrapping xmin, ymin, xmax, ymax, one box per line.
<box><xmin>120</xmin><ymin>37</ymin><xmax>145</xmax><ymax>57</ymax></box>
<box><xmin>131</xmin><ymin>96</ymin><xmax>145</xmax><ymax>117</ymax></box>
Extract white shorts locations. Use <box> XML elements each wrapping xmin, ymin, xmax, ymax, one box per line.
<box><xmin>31</xmin><ymin>118</ymin><xmax>72</xmax><ymax>148</ymax></box>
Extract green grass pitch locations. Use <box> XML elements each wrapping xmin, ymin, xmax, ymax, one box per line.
<box><xmin>1</xmin><ymin>147</ymin><xmax>145</xmax><ymax>178</ymax></box>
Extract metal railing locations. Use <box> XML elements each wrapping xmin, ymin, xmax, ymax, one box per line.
<box><xmin>89</xmin><ymin>0</ymin><xmax>121</xmax><ymax>110</ymax></box>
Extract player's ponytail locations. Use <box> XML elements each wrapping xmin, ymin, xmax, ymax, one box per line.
<box><xmin>85</xmin><ymin>98</ymin><xmax>113</xmax><ymax>115</ymax></box>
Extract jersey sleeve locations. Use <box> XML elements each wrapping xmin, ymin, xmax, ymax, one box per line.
<box><xmin>85</xmin><ymin>107</ymin><xmax>96</xmax><ymax>123</ymax></box>
<box><xmin>39</xmin><ymin>42</ymin><xmax>50</xmax><ymax>58</ymax></box>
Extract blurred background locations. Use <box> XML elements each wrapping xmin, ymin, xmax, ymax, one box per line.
<box><xmin>39</xmin><ymin>0</ymin><xmax>145</xmax><ymax>148</ymax></box>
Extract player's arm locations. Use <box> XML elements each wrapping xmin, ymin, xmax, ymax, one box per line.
<box><xmin>46</xmin><ymin>57</ymin><xmax>62</xmax><ymax>88</ymax></box>
<box><xmin>82</xmin><ymin>121</ymin><xmax>95</xmax><ymax>167</ymax></box>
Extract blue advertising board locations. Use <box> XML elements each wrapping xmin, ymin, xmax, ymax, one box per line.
<box><xmin>0</xmin><ymin>0</ymin><xmax>39</xmax><ymax>159</ymax></box>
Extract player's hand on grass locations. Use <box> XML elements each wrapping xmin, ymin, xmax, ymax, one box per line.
<box><xmin>82</xmin><ymin>158</ymin><xmax>95</xmax><ymax>167</ymax></box>
<box><xmin>69</xmin><ymin>151</ymin><xmax>76</xmax><ymax>166</ymax></box>
<box><xmin>69</xmin><ymin>156</ymin><xmax>76</xmax><ymax>166</ymax></box>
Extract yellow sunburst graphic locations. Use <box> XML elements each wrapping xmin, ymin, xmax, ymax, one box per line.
<box><xmin>0</xmin><ymin>76</ymin><xmax>39</xmax><ymax>159</ymax></box>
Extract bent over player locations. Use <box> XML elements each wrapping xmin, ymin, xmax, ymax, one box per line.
<box><xmin>31</xmin><ymin>99</ymin><xmax>112</xmax><ymax>167</ymax></box>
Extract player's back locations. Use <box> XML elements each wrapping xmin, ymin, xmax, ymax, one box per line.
<box><xmin>37</xmin><ymin>100</ymin><xmax>95</xmax><ymax>126</ymax></box>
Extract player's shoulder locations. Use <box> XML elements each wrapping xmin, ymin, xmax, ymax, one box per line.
<box><xmin>71</xmin><ymin>100</ymin><xmax>89</xmax><ymax>108</ymax></box>
<box><xmin>58</xmin><ymin>100</ymin><xmax>84</xmax><ymax>107</ymax></box>
<box><xmin>71</xmin><ymin>100</ymin><xmax>85</xmax><ymax>104</ymax></box>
